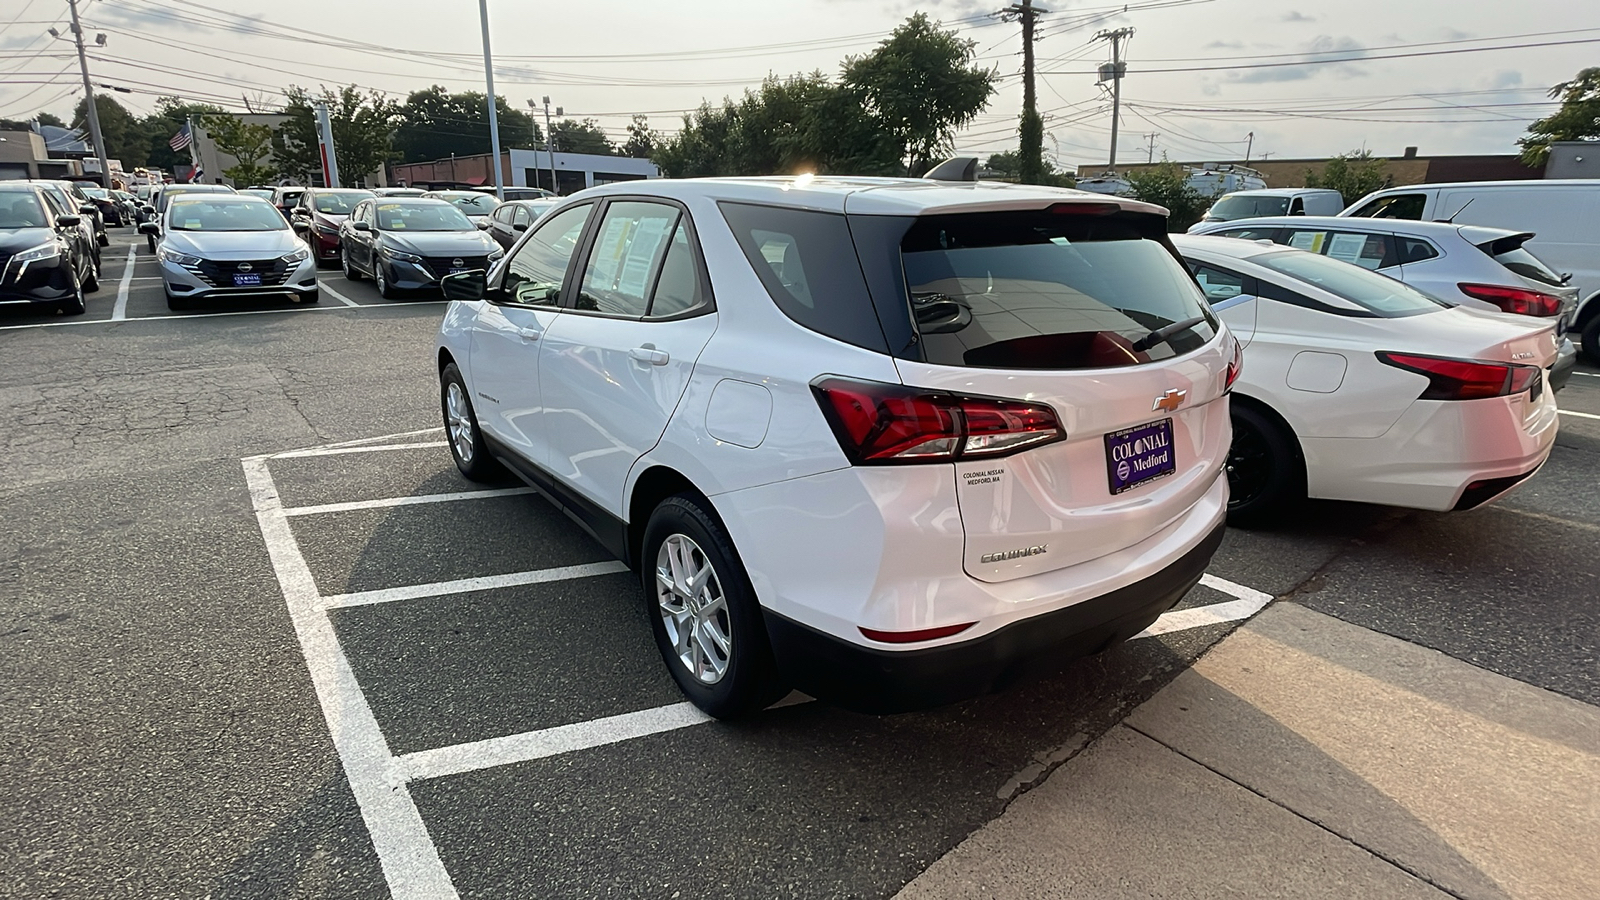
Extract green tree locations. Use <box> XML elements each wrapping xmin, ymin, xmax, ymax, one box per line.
<box><xmin>1304</xmin><ymin>150</ymin><xmax>1390</xmax><ymax>207</ymax></box>
<box><xmin>273</xmin><ymin>85</ymin><xmax>400</xmax><ymax>184</ymax></box>
<box><xmin>393</xmin><ymin>85</ymin><xmax>541</xmax><ymax>163</ymax></box>
<box><xmin>35</xmin><ymin>111</ymin><xmax>65</xmax><ymax>128</ymax></box>
<box><xmin>1517</xmin><ymin>67</ymin><xmax>1600</xmax><ymax>166</ymax></box>
<box><xmin>73</xmin><ymin>95</ymin><xmax>146</xmax><ymax>166</ymax></box>
<box><xmin>840</xmin><ymin>13</ymin><xmax>997</xmax><ymax>174</ymax></box>
<box><xmin>622</xmin><ymin>114</ymin><xmax>659</xmax><ymax>159</ymax></box>
<box><xmin>201</xmin><ymin>113</ymin><xmax>277</xmax><ymax>186</ymax></box>
<box><xmin>1126</xmin><ymin>159</ymin><xmax>1207</xmax><ymax>232</ymax></box>
<box><xmin>550</xmin><ymin>118</ymin><xmax>613</xmax><ymax>155</ymax></box>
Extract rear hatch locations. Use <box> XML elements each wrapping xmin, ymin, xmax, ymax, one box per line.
<box><xmin>1466</xmin><ymin>229</ymin><xmax>1580</xmax><ymax>332</ymax></box>
<box><xmin>882</xmin><ymin>207</ymin><xmax>1232</xmax><ymax>583</ymax></box>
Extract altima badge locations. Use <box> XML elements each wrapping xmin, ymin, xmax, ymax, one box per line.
<box><xmin>1152</xmin><ymin>388</ymin><xmax>1187</xmax><ymax>412</ymax></box>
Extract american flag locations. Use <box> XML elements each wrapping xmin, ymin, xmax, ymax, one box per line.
<box><xmin>169</xmin><ymin>123</ymin><xmax>192</xmax><ymax>151</ymax></box>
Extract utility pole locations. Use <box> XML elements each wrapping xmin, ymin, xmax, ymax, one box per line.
<box><xmin>541</xmin><ymin>97</ymin><xmax>561</xmax><ymax>195</ymax></box>
<box><xmin>1244</xmin><ymin>131</ymin><xmax>1254</xmax><ymax>164</ymax></box>
<box><xmin>1093</xmin><ymin>27</ymin><xmax>1134</xmax><ymax>170</ymax></box>
<box><xmin>1144</xmin><ymin>132</ymin><xmax>1159</xmax><ymax>164</ymax></box>
<box><xmin>1002</xmin><ymin>2</ymin><xmax>1047</xmax><ymax>184</ymax></box>
<box><xmin>63</xmin><ymin>0</ymin><xmax>111</xmax><ymax>189</ymax></box>
<box><xmin>477</xmin><ymin>0</ymin><xmax>505</xmax><ymax>200</ymax></box>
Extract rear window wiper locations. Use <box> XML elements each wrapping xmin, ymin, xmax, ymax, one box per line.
<box><xmin>1130</xmin><ymin>315</ymin><xmax>1209</xmax><ymax>352</ymax></box>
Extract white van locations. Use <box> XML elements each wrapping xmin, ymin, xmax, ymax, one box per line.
<box><xmin>1341</xmin><ymin>180</ymin><xmax>1600</xmax><ymax>361</ymax></box>
<box><xmin>1189</xmin><ymin>188</ymin><xmax>1345</xmax><ymax>229</ymax></box>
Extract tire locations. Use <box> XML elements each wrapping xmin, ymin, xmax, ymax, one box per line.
<box><xmin>1581</xmin><ymin>313</ymin><xmax>1600</xmax><ymax>367</ymax></box>
<box><xmin>301</xmin><ymin>290</ymin><xmax>320</xmax><ymax>305</ymax></box>
<box><xmin>57</xmin><ymin>284</ymin><xmax>86</xmax><ymax>316</ymax></box>
<box><xmin>375</xmin><ymin>262</ymin><xmax>397</xmax><ymax>299</ymax></box>
<box><xmin>1225</xmin><ymin>402</ymin><xmax>1305</xmax><ymax>527</ymax></box>
<box><xmin>165</xmin><ymin>289</ymin><xmax>188</xmax><ymax>311</ymax></box>
<box><xmin>641</xmin><ymin>494</ymin><xmax>786</xmax><ymax>719</ymax></box>
<box><xmin>440</xmin><ymin>362</ymin><xmax>502</xmax><ymax>481</ymax></box>
<box><xmin>342</xmin><ymin>248</ymin><xmax>362</xmax><ymax>281</ymax></box>
<box><xmin>147</xmin><ymin>234</ymin><xmax>156</xmax><ymax>254</ymax></box>
<box><xmin>97</xmin><ymin>231</ymin><xmax>109</xmax><ymax>247</ymax></box>
<box><xmin>81</xmin><ymin>257</ymin><xmax>99</xmax><ymax>293</ymax></box>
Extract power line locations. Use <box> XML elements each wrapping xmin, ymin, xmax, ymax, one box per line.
<box><xmin>1040</xmin><ymin>35</ymin><xmax>1600</xmax><ymax>76</ymax></box>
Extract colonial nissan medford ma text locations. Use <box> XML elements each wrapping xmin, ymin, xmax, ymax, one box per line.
<box><xmin>434</xmin><ymin>175</ymin><xmax>1238</xmax><ymax>717</ymax></box>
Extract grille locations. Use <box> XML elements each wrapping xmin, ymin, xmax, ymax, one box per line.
<box><xmin>188</xmin><ymin>258</ymin><xmax>289</xmax><ymax>288</ymax></box>
<box><xmin>420</xmin><ymin>255</ymin><xmax>489</xmax><ymax>279</ymax></box>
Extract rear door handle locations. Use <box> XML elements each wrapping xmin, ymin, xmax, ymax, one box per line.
<box><xmin>516</xmin><ymin>327</ymin><xmax>541</xmax><ymax>341</ymax></box>
<box><xmin>630</xmin><ymin>346</ymin><xmax>670</xmax><ymax>366</ymax></box>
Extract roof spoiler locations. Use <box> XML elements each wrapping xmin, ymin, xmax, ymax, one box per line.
<box><xmin>923</xmin><ymin>157</ymin><xmax>979</xmax><ymax>183</ymax></box>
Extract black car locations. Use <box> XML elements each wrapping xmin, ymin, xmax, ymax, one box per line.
<box><xmin>0</xmin><ymin>183</ymin><xmax>98</xmax><ymax>315</ymax></box>
<box><xmin>32</xmin><ymin>182</ymin><xmax>101</xmax><ymax>276</ymax></box>
<box><xmin>45</xmin><ymin>180</ymin><xmax>108</xmax><ymax>246</ymax></box>
<box><xmin>485</xmin><ymin>199</ymin><xmax>558</xmax><ymax>251</ymax></box>
<box><xmin>79</xmin><ymin>186</ymin><xmax>125</xmax><ymax>227</ymax></box>
<box><xmin>338</xmin><ymin>197</ymin><xmax>502</xmax><ymax>299</ymax></box>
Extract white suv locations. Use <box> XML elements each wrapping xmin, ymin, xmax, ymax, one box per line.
<box><xmin>434</xmin><ymin>176</ymin><xmax>1237</xmax><ymax>717</ymax></box>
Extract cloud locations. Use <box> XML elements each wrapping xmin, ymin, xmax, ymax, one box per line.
<box><xmin>1281</xmin><ymin>11</ymin><xmax>1316</xmax><ymax>22</ymax></box>
<box><xmin>1488</xmin><ymin>69</ymin><xmax>1523</xmax><ymax>89</ymax></box>
<box><xmin>1228</xmin><ymin>34</ymin><xmax>1368</xmax><ymax>84</ymax></box>
<box><xmin>1204</xmin><ymin>40</ymin><xmax>1247</xmax><ymax>51</ymax></box>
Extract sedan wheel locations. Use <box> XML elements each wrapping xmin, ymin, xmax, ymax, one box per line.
<box><xmin>342</xmin><ymin>248</ymin><xmax>362</xmax><ymax>281</ymax></box>
<box><xmin>375</xmin><ymin>263</ymin><xmax>396</xmax><ymax>299</ymax></box>
<box><xmin>1225</xmin><ymin>404</ymin><xmax>1303</xmax><ymax>527</ymax></box>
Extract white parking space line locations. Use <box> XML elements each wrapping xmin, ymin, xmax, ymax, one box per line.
<box><xmin>399</xmin><ymin>702</ymin><xmax>713</xmax><ymax>782</ymax></box>
<box><xmin>0</xmin><ymin>300</ymin><xmax>446</xmax><ymax>331</ymax></box>
<box><xmin>242</xmin><ymin>457</ymin><xmax>460</xmax><ymax>900</ymax></box>
<box><xmin>1559</xmin><ymin>409</ymin><xmax>1600</xmax><ymax>421</ymax></box>
<box><xmin>111</xmin><ymin>244</ymin><xmax>137</xmax><ymax>320</ymax></box>
<box><xmin>319</xmin><ymin>561</ymin><xmax>631</xmax><ymax>611</ymax></box>
<box><xmin>270</xmin><ymin>441</ymin><xmax>449</xmax><ymax>460</ymax></box>
<box><xmin>320</xmin><ymin>282</ymin><xmax>361</xmax><ymax>307</ymax></box>
<box><xmin>282</xmin><ymin>487</ymin><xmax>536</xmax><ymax>517</ymax></box>
<box><xmin>1572</xmin><ymin>371</ymin><xmax>1599</xmax><ymax>378</ymax></box>
<box><xmin>298</xmin><ymin>427</ymin><xmax>445</xmax><ymax>453</ymax></box>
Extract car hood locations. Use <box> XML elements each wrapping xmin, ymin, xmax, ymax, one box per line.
<box><xmin>379</xmin><ymin>230</ymin><xmax>498</xmax><ymax>256</ymax></box>
<box><xmin>0</xmin><ymin>227</ymin><xmax>59</xmax><ymax>254</ymax></box>
<box><xmin>162</xmin><ymin>228</ymin><xmax>304</xmax><ymax>259</ymax></box>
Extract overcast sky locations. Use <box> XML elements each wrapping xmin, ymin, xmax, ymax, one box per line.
<box><xmin>2</xmin><ymin>0</ymin><xmax>1596</xmax><ymax>169</ymax></box>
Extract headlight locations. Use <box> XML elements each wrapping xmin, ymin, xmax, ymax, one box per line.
<box><xmin>488</xmin><ymin>248</ymin><xmax>504</xmax><ymax>262</ymax></box>
<box><xmin>281</xmin><ymin>247</ymin><xmax>311</xmax><ymax>264</ymax></box>
<box><xmin>13</xmin><ymin>241</ymin><xmax>61</xmax><ymax>264</ymax></box>
<box><xmin>315</xmin><ymin>222</ymin><xmax>340</xmax><ymax>235</ymax></box>
<box><xmin>381</xmin><ymin>247</ymin><xmax>423</xmax><ymax>263</ymax></box>
<box><xmin>157</xmin><ymin>246</ymin><xmax>202</xmax><ymax>266</ymax></box>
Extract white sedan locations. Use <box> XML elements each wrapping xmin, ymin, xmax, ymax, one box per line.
<box><xmin>1173</xmin><ymin>234</ymin><xmax>1560</xmax><ymax>523</ymax></box>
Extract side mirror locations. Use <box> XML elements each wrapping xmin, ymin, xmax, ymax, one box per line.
<box><xmin>350</xmin><ymin>221</ymin><xmax>371</xmax><ymax>232</ymax></box>
<box><xmin>477</xmin><ymin>220</ymin><xmax>490</xmax><ymax>229</ymax></box>
<box><xmin>56</xmin><ymin>214</ymin><xmax>82</xmax><ymax>228</ymax></box>
<box><xmin>138</xmin><ymin>221</ymin><xmax>160</xmax><ymax>235</ymax></box>
<box><xmin>512</xmin><ymin>222</ymin><xmax>528</xmax><ymax>233</ymax></box>
<box><xmin>80</xmin><ymin>203</ymin><xmax>98</xmax><ymax>214</ymax></box>
<box><xmin>441</xmin><ymin>270</ymin><xmax>486</xmax><ymax>302</ymax></box>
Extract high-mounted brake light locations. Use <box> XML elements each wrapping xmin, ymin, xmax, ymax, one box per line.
<box><xmin>1045</xmin><ymin>201</ymin><xmax>1120</xmax><ymax>216</ymax></box>
<box><xmin>1457</xmin><ymin>283</ymin><xmax>1563</xmax><ymax>318</ymax></box>
<box><xmin>812</xmin><ymin>377</ymin><xmax>1065</xmax><ymax>465</ymax></box>
<box><xmin>1375</xmin><ymin>351</ymin><xmax>1541</xmax><ymax>401</ymax></box>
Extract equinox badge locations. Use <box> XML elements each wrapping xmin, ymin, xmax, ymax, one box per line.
<box><xmin>981</xmin><ymin>544</ymin><xmax>1048</xmax><ymax>564</ymax></box>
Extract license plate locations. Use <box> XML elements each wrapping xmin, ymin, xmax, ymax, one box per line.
<box><xmin>448</xmin><ymin>267</ymin><xmax>468</xmax><ymax>276</ymax></box>
<box><xmin>232</xmin><ymin>273</ymin><xmax>262</xmax><ymax>286</ymax></box>
<box><xmin>1105</xmin><ymin>418</ymin><xmax>1176</xmax><ymax>495</ymax></box>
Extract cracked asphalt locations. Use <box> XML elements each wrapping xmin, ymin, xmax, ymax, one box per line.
<box><xmin>2</xmin><ymin>229</ymin><xmax>1596</xmax><ymax>898</ymax></box>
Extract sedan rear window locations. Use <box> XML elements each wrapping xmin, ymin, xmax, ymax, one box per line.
<box><xmin>900</xmin><ymin>212</ymin><xmax>1217</xmax><ymax>369</ymax></box>
<box><xmin>1255</xmin><ymin>251</ymin><xmax>1446</xmax><ymax>317</ymax></box>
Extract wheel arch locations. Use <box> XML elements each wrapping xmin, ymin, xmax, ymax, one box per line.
<box><xmin>628</xmin><ymin>465</ymin><xmax>714</xmax><ymax>570</ymax></box>
<box><xmin>1230</xmin><ymin>391</ymin><xmax>1306</xmax><ymax>465</ymax></box>
<box><xmin>438</xmin><ymin>346</ymin><xmax>457</xmax><ymax>373</ymax></box>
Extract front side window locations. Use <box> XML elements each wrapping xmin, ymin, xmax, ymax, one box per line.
<box><xmin>1188</xmin><ymin>262</ymin><xmax>1249</xmax><ymax>304</ymax></box>
<box><xmin>576</xmin><ymin>201</ymin><xmax>680</xmax><ymax>316</ymax></box>
<box><xmin>1348</xmin><ymin>193</ymin><xmax>1426</xmax><ymax>220</ymax></box>
<box><xmin>502</xmin><ymin>203</ymin><xmax>592</xmax><ymax>306</ymax></box>
<box><xmin>512</xmin><ymin>206</ymin><xmax>532</xmax><ymax>227</ymax></box>
<box><xmin>1282</xmin><ymin>229</ymin><xmax>1394</xmax><ymax>270</ymax></box>
<box><xmin>900</xmin><ymin>212</ymin><xmax>1217</xmax><ymax>369</ymax></box>
<box><xmin>1255</xmin><ymin>251</ymin><xmax>1447</xmax><ymax>316</ymax></box>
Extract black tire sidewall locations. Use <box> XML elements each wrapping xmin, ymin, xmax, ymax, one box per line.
<box><xmin>1582</xmin><ymin>313</ymin><xmax>1600</xmax><ymax>367</ymax></box>
<box><xmin>1227</xmin><ymin>403</ymin><xmax>1303</xmax><ymax>526</ymax></box>
<box><xmin>640</xmin><ymin>495</ymin><xmax>784</xmax><ymax>719</ymax></box>
<box><xmin>439</xmin><ymin>363</ymin><xmax>499</xmax><ymax>481</ymax></box>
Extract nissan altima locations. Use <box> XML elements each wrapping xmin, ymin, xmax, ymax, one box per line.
<box><xmin>339</xmin><ymin>197</ymin><xmax>501</xmax><ymax>299</ymax></box>
<box><xmin>150</xmin><ymin>194</ymin><xmax>318</xmax><ymax>311</ymax></box>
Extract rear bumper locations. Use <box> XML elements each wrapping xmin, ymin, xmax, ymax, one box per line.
<box><xmin>763</xmin><ymin>520</ymin><xmax>1226</xmax><ymax>713</ymax></box>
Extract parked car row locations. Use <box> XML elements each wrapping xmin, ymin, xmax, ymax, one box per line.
<box><xmin>0</xmin><ymin>181</ymin><xmax>101</xmax><ymax>316</ymax></box>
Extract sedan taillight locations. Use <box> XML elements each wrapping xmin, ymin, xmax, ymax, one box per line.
<box><xmin>812</xmin><ymin>377</ymin><xmax>1064</xmax><ymax>465</ymax></box>
<box><xmin>1376</xmin><ymin>351</ymin><xmax>1542</xmax><ymax>401</ymax></box>
<box><xmin>1457</xmin><ymin>283</ymin><xmax>1563</xmax><ymax>317</ymax></box>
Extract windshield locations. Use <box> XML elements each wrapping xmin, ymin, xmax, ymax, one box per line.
<box><xmin>375</xmin><ymin>202</ymin><xmax>474</xmax><ymax>231</ymax></box>
<box><xmin>432</xmin><ymin>193</ymin><xmax>497</xmax><ymax>215</ymax></box>
<box><xmin>314</xmin><ymin>190</ymin><xmax>372</xmax><ymax>214</ymax></box>
<box><xmin>81</xmin><ymin>187</ymin><xmax>109</xmax><ymax>200</ymax></box>
<box><xmin>898</xmin><ymin>212</ymin><xmax>1217</xmax><ymax>369</ymax></box>
<box><xmin>168</xmin><ymin>199</ymin><xmax>289</xmax><ymax>232</ymax></box>
<box><xmin>1256</xmin><ymin>251</ymin><xmax>1447</xmax><ymax>316</ymax></box>
<box><xmin>1209</xmin><ymin>195</ymin><xmax>1290</xmax><ymax>220</ymax></box>
<box><xmin>0</xmin><ymin>193</ymin><xmax>50</xmax><ymax>228</ymax></box>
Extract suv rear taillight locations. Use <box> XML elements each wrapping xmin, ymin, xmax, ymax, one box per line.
<box><xmin>1376</xmin><ymin>351</ymin><xmax>1542</xmax><ymax>401</ymax></box>
<box><xmin>1225</xmin><ymin>338</ymin><xmax>1243</xmax><ymax>392</ymax></box>
<box><xmin>1457</xmin><ymin>283</ymin><xmax>1562</xmax><ymax>317</ymax></box>
<box><xmin>812</xmin><ymin>377</ymin><xmax>1064</xmax><ymax>465</ymax></box>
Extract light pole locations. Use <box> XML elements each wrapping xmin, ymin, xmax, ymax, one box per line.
<box><xmin>540</xmin><ymin>96</ymin><xmax>561</xmax><ymax>195</ymax></box>
<box><xmin>477</xmin><ymin>0</ymin><xmax>505</xmax><ymax>200</ymax></box>
<box><xmin>57</xmin><ymin>0</ymin><xmax>112</xmax><ymax>188</ymax></box>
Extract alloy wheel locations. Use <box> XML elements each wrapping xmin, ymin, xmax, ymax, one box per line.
<box><xmin>655</xmin><ymin>533</ymin><xmax>733</xmax><ymax>685</ymax></box>
<box><xmin>1226</xmin><ymin>416</ymin><xmax>1271</xmax><ymax>508</ymax></box>
<box><xmin>445</xmin><ymin>381</ymin><xmax>474</xmax><ymax>464</ymax></box>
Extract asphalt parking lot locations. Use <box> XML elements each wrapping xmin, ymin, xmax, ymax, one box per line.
<box><xmin>4</xmin><ymin>229</ymin><xmax>1598</xmax><ymax>899</ymax></box>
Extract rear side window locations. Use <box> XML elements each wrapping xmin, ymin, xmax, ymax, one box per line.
<box><xmin>1396</xmin><ymin>238</ymin><xmax>1438</xmax><ymax>264</ymax></box>
<box><xmin>900</xmin><ymin>212</ymin><xmax>1216</xmax><ymax>370</ymax></box>
<box><xmin>1348</xmin><ymin>194</ymin><xmax>1426</xmax><ymax>220</ymax></box>
<box><xmin>720</xmin><ymin>202</ymin><xmax>885</xmax><ymax>352</ymax></box>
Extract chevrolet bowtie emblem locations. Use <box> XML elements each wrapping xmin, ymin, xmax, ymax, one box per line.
<box><xmin>1152</xmin><ymin>389</ymin><xmax>1187</xmax><ymax>412</ymax></box>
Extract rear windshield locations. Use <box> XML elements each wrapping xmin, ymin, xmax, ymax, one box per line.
<box><xmin>899</xmin><ymin>212</ymin><xmax>1216</xmax><ymax>369</ymax></box>
<box><xmin>1482</xmin><ymin>240</ymin><xmax>1564</xmax><ymax>287</ymax></box>
<box><xmin>1255</xmin><ymin>251</ymin><xmax>1446</xmax><ymax>316</ymax></box>
<box><xmin>1209</xmin><ymin>195</ymin><xmax>1289</xmax><ymax>220</ymax></box>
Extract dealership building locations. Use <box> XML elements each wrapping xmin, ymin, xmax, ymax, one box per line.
<box><xmin>389</xmin><ymin>149</ymin><xmax>658</xmax><ymax>196</ymax></box>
